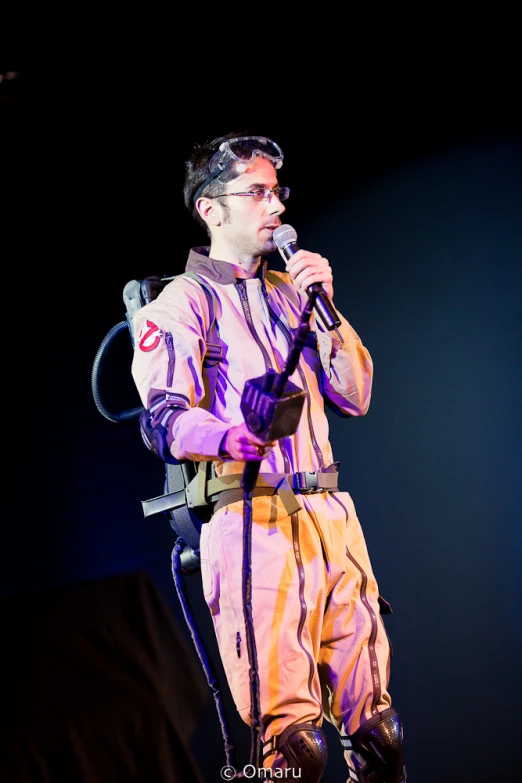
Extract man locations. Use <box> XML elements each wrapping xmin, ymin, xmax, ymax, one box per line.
<box><xmin>131</xmin><ymin>132</ymin><xmax>406</xmax><ymax>782</ymax></box>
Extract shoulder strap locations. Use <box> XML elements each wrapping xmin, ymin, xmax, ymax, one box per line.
<box><xmin>181</xmin><ymin>270</ymin><xmax>218</xmax><ymax>336</ymax></box>
<box><xmin>264</xmin><ymin>269</ymin><xmax>300</xmax><ymax>309</ymax></box>
<box><xmin>177</xmin><ymin>270</ymin><xmax>221</xmax><ymax>411</ymax></box>
<box><xmin>162</xmin><ymin>270</ymin><xmax>218</xmax><ymax>336</ymax></box>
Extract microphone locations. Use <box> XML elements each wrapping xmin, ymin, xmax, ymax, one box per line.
<box><xmin>273</xmin><ymin>224</ymin><xmax>342</xmax><ymax>337</ymax></box>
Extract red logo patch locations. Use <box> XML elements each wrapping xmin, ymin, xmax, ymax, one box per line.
<box><xmin>138</xmin><ymin>320</ymin><xmax>163</xmax><ymax>352</ymax></box>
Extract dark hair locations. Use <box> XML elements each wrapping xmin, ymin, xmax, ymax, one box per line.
<box><xmin>183</xmin><ymin>130</ymin><xmax>249</xmax><ymax>233</ymax></box>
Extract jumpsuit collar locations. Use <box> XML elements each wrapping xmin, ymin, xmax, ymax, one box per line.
<box><xmin>185</xmin><ymin>246</ymin><xmax>268</xmax><ymax>285</ymax></box>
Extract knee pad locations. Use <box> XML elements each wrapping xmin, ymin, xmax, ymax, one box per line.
<box><xmin>264</xmin><ymin>722</ymin><xmax>328</xmax><ymax>782</ymax></box>
<box><xmin>345</xmin><ymin>707</ymin><xmax>406</xmax><ymax>783</ymax></box>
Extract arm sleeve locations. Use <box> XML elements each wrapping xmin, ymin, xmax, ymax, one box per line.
<box><xmin>265</xmin><ymin>270</ymin><xmax>373</xmax><ymax>417</ymax></box>
<box><xmin>315</xmin><ymin>306</ymin><xmax>374</xmax><ymax>417</ymax></box>
<box><xmin>131</xmin><ymin>277</ymin><xmax>230</xmax><ymax>462</ymax></box>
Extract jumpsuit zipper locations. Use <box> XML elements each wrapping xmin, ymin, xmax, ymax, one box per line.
<box><xmin>292</xmin><ymin>512</ymin><xmax>320</xmax><ymax>701</ymax></box>
<box><xmin>166</xmin><ymin>332</ymin><xmax>175</xmax><ymax>387</ymax></box>
<box><xmin>236</xmin><ymin>281</ymin><xmax>274</xmax><ymax>371</ymax></box>
<box><xmin>345</xmin><ymin>547</ymin><xmax>382</xmax><ymax>714</ymax></box>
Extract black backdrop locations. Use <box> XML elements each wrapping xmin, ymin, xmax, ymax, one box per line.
<box><xmin>3</xmin><ymin>51</ymin><xmax>522</xmax><ymax>783</ymax></box>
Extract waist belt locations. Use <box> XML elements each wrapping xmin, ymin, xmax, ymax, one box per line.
<box><xmin>186</xmin><ymin>464</ymin><xmax>339</xmax><ymax>517</ymax></box>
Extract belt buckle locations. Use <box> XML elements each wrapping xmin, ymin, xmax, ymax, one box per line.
<box><xmin>303</xmin><ymin>471</ymin><xmax>319</xmax><ymax>493</ymax></box>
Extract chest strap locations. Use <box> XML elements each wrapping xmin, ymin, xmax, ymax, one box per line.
<box><xmin>185</xmin><ymin>464</ymin><xmax>339</xmax><ymax>517</ymax></box>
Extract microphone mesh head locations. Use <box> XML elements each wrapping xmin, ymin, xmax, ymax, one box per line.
<box><xmin>273</xmin><ymin>224</ymin><xmax>297</xmax><ymax>249</ymax></box>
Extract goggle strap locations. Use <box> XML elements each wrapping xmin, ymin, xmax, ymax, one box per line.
<box><xmin>192</xmin><ymin>174</ymin><xmax>219</xmax><ymax>206</ymax></box>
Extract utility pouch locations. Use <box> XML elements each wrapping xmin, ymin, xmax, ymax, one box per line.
<box><xmin>142</xmin><ymin>460</ymin><xmax>213</xmax><ymax>569</ymax></box>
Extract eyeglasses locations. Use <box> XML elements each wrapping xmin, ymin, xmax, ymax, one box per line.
<box><xmin>210</xmin><ymin>186</ymin><xmax>290</xmax><ymax>203</ymax></box>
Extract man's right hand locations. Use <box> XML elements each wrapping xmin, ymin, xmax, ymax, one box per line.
<box><xmin>221</xmin><ymin>422</ymin><xmax>276</xmax><ymax>462</ymax></box>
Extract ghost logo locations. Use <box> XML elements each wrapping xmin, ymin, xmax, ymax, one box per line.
<box><xmin>138</xmin><ymin>320</ymin><xmax>163</xmax><ymax>352</ymax></box>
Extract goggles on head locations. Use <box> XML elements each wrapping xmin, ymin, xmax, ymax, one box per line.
<box><xmin>192</xmin><ymin>135</ymin><xmax>284</xmax><ymax>205</ymax></box>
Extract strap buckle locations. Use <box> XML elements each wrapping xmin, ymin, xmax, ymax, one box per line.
<box><xmin>293</xmin><ymin>471</ymin><xmax>319</xmax><ymax>493</ymax></box>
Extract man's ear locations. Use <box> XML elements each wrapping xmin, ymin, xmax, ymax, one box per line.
<box><xmin>196</xmin><ymin>197</ymin><xmax>221</xmax><ymax>227</ymax></box>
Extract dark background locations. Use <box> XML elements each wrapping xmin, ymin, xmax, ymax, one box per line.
<box><xmin>3</xmin><ymin>41</ymin><xmax>521</xmax><ymax>783</ymax></box>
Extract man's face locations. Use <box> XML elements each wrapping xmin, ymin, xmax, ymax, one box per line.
<box><xmin>213</xmin><ymin>157</ymin><xmax>287</xmax><ymax>257</ymax></box>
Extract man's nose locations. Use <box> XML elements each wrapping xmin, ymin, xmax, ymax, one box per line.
<box><xmin>268</xmin><ymin>193</ymin><xmax>285</xmax><ymax>214</ymax></box>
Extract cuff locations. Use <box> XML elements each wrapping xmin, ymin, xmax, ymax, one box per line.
<box><xmin>218</xmin><ymin>431</ymin><xmax>231</xmax><ymax>460</ymax></box>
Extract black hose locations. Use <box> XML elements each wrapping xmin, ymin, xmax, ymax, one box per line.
<box><xmin>91</xmin><ymin>320</ymin><xmax>144</xmax><ymax>423</ymax></box>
